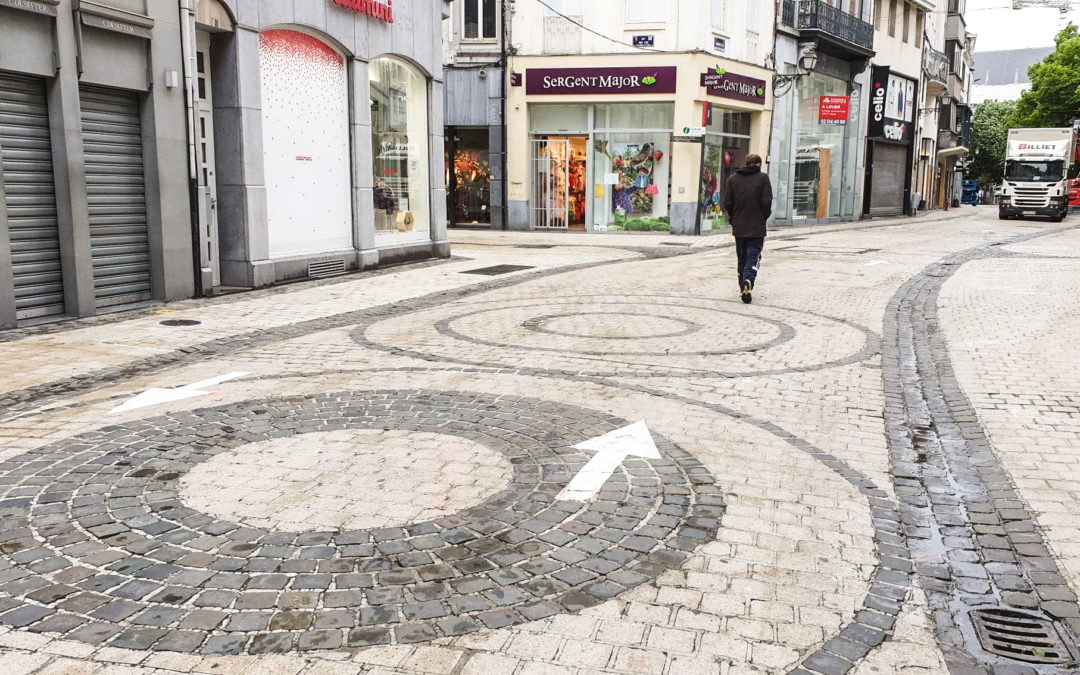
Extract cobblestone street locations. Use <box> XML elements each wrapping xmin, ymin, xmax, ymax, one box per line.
<box><xmin>0</xmin><ymin>207</ymin><xmax>1078</xmax><ymax>674</ymax></box>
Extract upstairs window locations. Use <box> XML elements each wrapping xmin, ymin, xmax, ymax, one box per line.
<box><xmin>712</xmin><ymin>0</ymin><xmax>725</xmax><ymax>30</ymax></box>
<box><xmin>464</xmin><ymin>0</ymin><xmax>499</xmax><ymax>40</ymax></box>
<box><xmin>546</xmin><ymin>0</ymin><xmax>584</xmax><ymax>15</ymax></box>
<box><xmin>627</xmin><ymin>0</ymin><xmax>665</xmax><ymax>22</ymax></box>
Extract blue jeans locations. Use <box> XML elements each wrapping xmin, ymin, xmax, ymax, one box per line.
<box><xmin>735</xmin><ymin>237</ymin><xmax>764</xmax><ymax>286</ymax></box>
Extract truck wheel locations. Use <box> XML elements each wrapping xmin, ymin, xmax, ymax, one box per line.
<box><xmin>998</xmin><ymin>211</ymin><xmax>1009</xmax><ymax>220</ymax></box>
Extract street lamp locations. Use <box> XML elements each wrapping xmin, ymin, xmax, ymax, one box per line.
<box><xmin>773</xmin><ymin>46</ymin><xmax>819</xmax><ymax>95</ymax></box>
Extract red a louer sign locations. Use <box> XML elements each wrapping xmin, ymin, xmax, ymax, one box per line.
<box><xmin>333</xmin><ymin>0</ymin><xmax>393</xmax><ymax>22</ymax></box>
<box><xmin>819</xmin><ymin>96</ymin><xmax>850</xmax><ymax>125</ymax></box>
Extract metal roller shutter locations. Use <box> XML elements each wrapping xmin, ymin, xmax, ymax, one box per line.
<box><xmin>0</xmin><ymin>73</ymin><xmax>65</xmax><ymax>321</ymax></box>
<box><xmin>869</xmin><ymin>142</ymin><xmax>907</xmax><ymax>217</ymax></box>
<box><xmin>80</xmin><ymin>86</ymin><xmax>151</xmax><ymax>307</ymax></box>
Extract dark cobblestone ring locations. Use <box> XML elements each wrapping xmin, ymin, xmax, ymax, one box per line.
<box><xmin>0</xmin><ymin>390</ymin><xmax>723</xmax><ymax>655</ymax></box>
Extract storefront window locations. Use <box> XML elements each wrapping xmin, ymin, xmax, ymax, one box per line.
<box><xmin>794</xmin><ymin>72</ymin><xmax>848</xmax><ymax>219</ymax></box>
<box><xmin>841</xmin><ymin>83</ymin><xmax>862</xmax><ymax>217</ymax></box>
<box><xmin>701</xmin><ymin>111</ymin><xmax>751</xmax><ymax>231</ymax></box>
<box><xmin>448</xmin><ymin>128</ymin><xmax>491</xmax><ymax>225</ymax></box>
<box><xmin>594</xmin><ymin>104</ymin><xmax>674</xmax><ymax>130</ymax></box>
<box><xmin>371</xmin><ymin>57</ymin><xmax>430</xmax><ymax>242</ymax></box>
<box><xmin>771</xmin><ymin>90</ymin><xmax>796</xmax><ymax>220</ymax></box>
<box><xmin>593</xmin><ymin>132</ymin><xmax>671</xmax><ymax>231</ymax></box>
<box><xmin>527</xmin><ymin>103</ymin><xmax>673</xmax><ymax>232</ymax></box>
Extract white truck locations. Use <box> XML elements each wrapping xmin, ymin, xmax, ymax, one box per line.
<box><xmin>999</xmin><ymin>127</ymin><xmax>1077</xmax><ymax>222</ymax></box>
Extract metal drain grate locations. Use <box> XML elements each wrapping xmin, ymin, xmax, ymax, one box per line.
<box><xmin>308</xmin><ymin>259</ymin><xmax>347</xmax><ymax>278</ymax></box>
<box><xmin>160</xmin><ymin>319</ymin><xmax>201</xmax><ymax>327</ymax></box>
<box><xmin>461</xmin><ymin>264</ymin><xmax>535</xmax><ymax>276</ymax></box>
<box><xmin>971</xmin><ymin>608</ymin><xmax>1075</xmax><ymax>665</ymax></box>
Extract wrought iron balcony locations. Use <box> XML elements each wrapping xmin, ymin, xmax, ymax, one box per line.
<box><xmin>922</xmin><ymin>45</ymin><xmax>949</xmax><ymax>87</ymax></box>
<box><xmin>781</xmin><ymin>0</ymin><xmax>875</xmax><ymax>58</ymax></box>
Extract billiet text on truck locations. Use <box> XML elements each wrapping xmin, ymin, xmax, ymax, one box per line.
<box><xmin>999</xmin><ymin>127</ymin><xmax>1077</xmax><ymax>222</ymax></box>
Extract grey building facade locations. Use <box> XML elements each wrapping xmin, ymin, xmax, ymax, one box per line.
<box><xmin>0</xmin><ymin>0</ymin><xmax>452</xmax><ymax>329</ymax></box>
<box><xmin>0</xmin><ymin>0</ymin><xmax>194</xmax><ymax>329</ymax></box>
<box><xmin>442</xmin><ymin>0</ymin><xmax>505</xmax><ymax>230</ymax></box>
<box><xmin>769</xmin><ymin>1</ymin><xmax>874</xmax><ymax>225</ymax></box>
<box><xmin>185</xmin><ymin>0</ymin><xmax>451</xmax><ymax>292</ymax></box>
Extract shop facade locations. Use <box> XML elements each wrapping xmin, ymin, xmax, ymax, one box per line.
<box><xmin>0</xmin><ymin>0</ymin><xmax>193</xmax><ymax>329</ymax></box>
<box><xmin>863</xmin><ymin>66</ymin><xmax>917</xmax><ymax>217</ymax></box>
<box><xmin>771</xmin><ymin>2</ymin><xmax>875</xmax><ymax>225</ymax></box>
<box><xmin>185</xmin><ymin>0</ymin><xmax>449</xmax><ymax>291</ymax></box>
<box><xmin>443</xmin><ymin>0</ymin><xmax>505</xmax><ymax>230</ymax></box>
<box><xmin>505</xmin><ymin>54</ymin><xmax>772</xmax><ymax>235</ymax></box>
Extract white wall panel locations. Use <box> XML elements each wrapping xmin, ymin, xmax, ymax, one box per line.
<box><xmin>259</xmin><ymin>29</ymin><xmax>351</xmax><ymax>258</ymax></box>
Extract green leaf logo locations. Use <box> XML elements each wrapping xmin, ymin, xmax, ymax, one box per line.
<box><xmin>756</xmin><ymin>87</ymin><xmax>764</xmax><ymax>96</ymax></box>
<box><xmin>642</xmin><ymin>73</ymin><xmax>657</xmax><ymax>85</ymax></box>
<box><xmin>715</xmin><ymin>67</ymin><xmax>726</xmax><ymax>76</ymax></box>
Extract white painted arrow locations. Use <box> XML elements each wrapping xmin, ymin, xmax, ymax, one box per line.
<box><xmin>556</xmin><ymin>421</ymin><xmax>662</xmax><ymax>501</ymax></box>
<box><xmin>107</xmin><ymin>372</ymin><xmax>248</xmax><ymax>415</ymax></box>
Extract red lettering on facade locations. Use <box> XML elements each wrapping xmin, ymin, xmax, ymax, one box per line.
<box><xmin>332</xmin><ymin>0</ymin><xmax>393</xmax><ymax>23</ymax></box>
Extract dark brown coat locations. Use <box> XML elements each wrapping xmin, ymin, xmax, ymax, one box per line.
<box><xmin>722</xmin><ymin>165</ymin><xmax>773</xmax><ymax>238</ymax></box>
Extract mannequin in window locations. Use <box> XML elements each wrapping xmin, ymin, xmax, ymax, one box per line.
<box><xmin>374</xmin><ymin>178</ymin><xmax>397</xmax><ymax>231</ymax></box>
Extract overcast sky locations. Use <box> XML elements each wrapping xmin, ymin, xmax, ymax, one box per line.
<box><xmin>965</xmin><ymin>0</ymin><xmax>1080</xmax><ymax>51</ymax></box>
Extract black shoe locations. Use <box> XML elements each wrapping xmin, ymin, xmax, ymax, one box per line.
<box><xmin>741</xmin><ymin>280</ymin><xmax>753</xmax><ymax>304</ymax></box>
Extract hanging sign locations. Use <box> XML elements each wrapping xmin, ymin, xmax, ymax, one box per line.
<box><xmin>868</xmin><ymin>65</ymin><xmax>915</xmax><ymax>143</ymax></box>
<box><xmin>700</xmin><ymin>67</ymin><xmax>766</xmax><ymax>105</ymax></box>
<box><xmin>332</xmin><ymin>0</ymin><xmax>393</xmax><ymax>23</ymax></box>
<box><xmin>819</xmin><ymin>96</ymin><xmax>850</xmax><ymax>125</ymax></box>
<box><xmin>526</xmin><ymin>67</ymin><xmax>677</xmax><ymax>95</ymax></box>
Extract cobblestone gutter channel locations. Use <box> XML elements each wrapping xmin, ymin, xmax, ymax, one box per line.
<box><xmin>882</xmin><ymin>230</ymin><xmax>1080</xmax><ymax>672</ymax></box>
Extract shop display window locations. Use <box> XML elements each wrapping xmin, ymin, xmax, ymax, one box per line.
<box><xmin>593</xmin><ymin>132</ymin><xmax>671</xmax><ymax>231</ymax></box>
<box><xmin>447</xmin><ymin>128</ymin><xmax>491</xmax><ymax>225</ymax></box>
<box><xmin>701</xmin><ymin>111</ymin><xmax>751</xmax><ymax>231</ymax></box>
<box><xmin>528</xmin><ymin>103</ymin><xmax>674</xmax><ymax>233</ymax></box>
<box><xmin>371</xmin><ymin>57</ymin><xmax>430</xmax><ymax>242</ymax></box>
<box><xmin>792</xmin><ymin>72</ymin><xmax>853</xmax><ymax>219</ymax></box>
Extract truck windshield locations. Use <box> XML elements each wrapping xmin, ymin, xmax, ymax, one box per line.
<box><xmin>1005</xmin><ymin>160</ymin><xmax>1064</xmax><ymax>182</ymax></box>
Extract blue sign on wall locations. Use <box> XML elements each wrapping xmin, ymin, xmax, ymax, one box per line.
<box><xmin>714</xmin><ymin>37</ymin><xmax>726</xmax><ymax>53</ymax></box>
<box><xmin>632</xmin><ymin>35</ymin><xmax>655</xmax><ymax>48</ymax></box>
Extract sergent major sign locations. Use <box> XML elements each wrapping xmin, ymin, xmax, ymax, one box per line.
<box><xmin>332</xmin><ymin>0</ymin><xmax>393</xmax><ymax>23</ymax></box>
<box><xmin>699</xmin><ymin>67</ymin><xmax>766</xmax><ymax>105</ymax></box>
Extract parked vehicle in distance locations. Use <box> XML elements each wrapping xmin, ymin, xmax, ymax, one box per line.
<box><xmin>999</xmin><ymin>127</ymin><xmax>1077</xmax><ymax>222</ymax></box>
<box><xmin>961</xmin><ymin>179</ymin><xmax>979</xmax><ymax>205</ymax></box>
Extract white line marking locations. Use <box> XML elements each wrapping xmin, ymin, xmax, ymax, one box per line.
<box><xmin>556</xmin><ymin>421</ymin><xmax>662</xmax><ymax>501</ymax></box>
<box><xmin>107</xmin><ymin>372</ymin><xmax>249</xmax><ymax>415</ymax></box>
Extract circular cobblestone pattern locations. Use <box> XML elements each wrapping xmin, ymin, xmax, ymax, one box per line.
<box><xmin>0</xmin><ymin>390</ymin><xmax>723</xmax><ymax>655</ymax></box>
<box><xmin>179</xmin><ymin>431</ymin><xmax>514</xmax><ymax>532</ymax></box>
<box><xmin>357</xmin><ymin>295</ymin><xmax>874</xmax><ymax>377</ymax></box>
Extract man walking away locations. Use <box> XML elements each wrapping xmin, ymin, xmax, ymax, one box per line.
<box><xmin>722</xmin><ymin>154</ymin><xmax>773</xmax><ymax>304</ymax></box>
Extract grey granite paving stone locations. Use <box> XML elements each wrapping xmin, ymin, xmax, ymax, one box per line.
<box><xmin>0</xmin><ymin>390</ymin><xmax>724</xmax><ymax>652</ymax></box>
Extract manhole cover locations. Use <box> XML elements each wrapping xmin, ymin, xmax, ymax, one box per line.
<box><xmin>159</xmin><ymin>319</ymin><xmax>202</xmax><ymax>327</ymax></box>
<box><xmin>971</xmin><ymin>608</ymin><xmax>1076</xmax><ymax>665</ymax></box>
<box><xmin>461</xmin><ymin>265</ymin><xmax>535</xmax><ymax>276</ymax></box>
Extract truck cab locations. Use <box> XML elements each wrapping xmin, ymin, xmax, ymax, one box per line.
<box><xmin>999</xmin><ymin>127</ymin><xmax>1077</xmax><ymax>222</ymax></box>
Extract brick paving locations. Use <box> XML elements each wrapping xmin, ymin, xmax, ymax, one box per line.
<box><xmin>0</xmin><ymin>208</ymin><xmax>1078</xmax><ymax>673</ymax></box>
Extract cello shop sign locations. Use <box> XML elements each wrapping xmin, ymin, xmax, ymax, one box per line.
<box><xmin>868</xmin><ymin>65</ymin><xmax>915</xmax><ymax>143</ymax></box>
